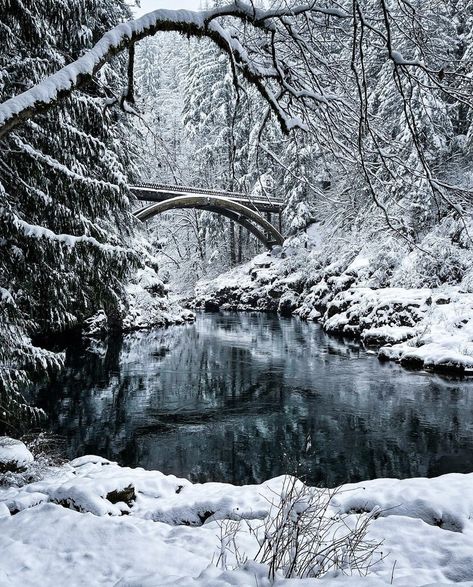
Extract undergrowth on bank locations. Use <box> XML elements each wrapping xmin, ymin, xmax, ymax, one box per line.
<box><xmin>216</xmin><ymin>476</ymin><xmax>385</xmax><ymax>581</ymax></box>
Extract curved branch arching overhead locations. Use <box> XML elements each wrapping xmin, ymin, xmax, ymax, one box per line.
<box><xmin>134</xmin><ymin>195</ymin><xmax>284</xmax><ymax>248</ymax></box>
<box><xmin>0</xmin><ymin>3</ymin><xmax>349</xmax><ymax>140</ymax></box>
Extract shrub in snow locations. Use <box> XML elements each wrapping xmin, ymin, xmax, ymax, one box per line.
<box><xmin>0</xmin><ymin>438</ymin><xmax>34</xmax><ymax>473</ymax></box>
<box><xmin>217</xmin><ymin>476</ymin><xmax>383</xmax><ymax>581</ymax></box>
<box><xmin>393</xmin><ymin>235</ymin><xmax>469</xmax><ymax>289</ymax></box>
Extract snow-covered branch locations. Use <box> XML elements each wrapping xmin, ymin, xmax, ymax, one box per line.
<box><xmin>0</xmin><ymin>3</ymin><xmax>348</xmax><ymax>139</ymax></box>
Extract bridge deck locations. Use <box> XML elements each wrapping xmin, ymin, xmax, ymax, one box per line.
<box><xmin>131</xmin><ymin>183</ymin><xmax>284</xmax><ymax>213</ymax></box>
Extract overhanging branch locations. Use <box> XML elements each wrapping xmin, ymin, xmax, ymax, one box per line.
<box><xmin>0</xmin><ymin>3</ymin><xmax>346</xmax><ymax>140</ymax></box>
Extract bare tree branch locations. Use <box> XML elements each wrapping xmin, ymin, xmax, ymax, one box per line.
<box><xmin>0</xmin><ymin>3</ymin><xmax>348</xmax><ymax>140</ymax></box>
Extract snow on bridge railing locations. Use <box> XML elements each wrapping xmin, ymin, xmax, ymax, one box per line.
<box><xmin>130</xmin><ymin>182</ymin><xmax>285</xmax><ymax>205</ymax></box>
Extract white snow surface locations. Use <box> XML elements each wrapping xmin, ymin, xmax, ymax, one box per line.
<box><xmin>195</xmin><ymin>249</ymin><xmax>473</xmax><ymax>374</ymax></box>
<box><xmin>196</xmin><ymin>253</ymin><xmax>265</xmax><ymax>293</ymax></box>
<box><xmin>2</xmin><ymin>456</ymin><xmax>473</xmax><ymax>586</ymax></box>
<box><xmin>0</xmin><ymin>439</ymin><xmax>34</xmax><ymax>471</ymax></box>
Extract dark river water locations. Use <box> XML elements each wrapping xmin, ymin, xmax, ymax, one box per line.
<box><xmin>35</xmin><ymin>312</ymin><xmax>473</xmax><ymax>486</ymax></box>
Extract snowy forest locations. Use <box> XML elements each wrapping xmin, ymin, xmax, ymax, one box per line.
<box><xmin>2</xmin><ymin>1</ymin><xmax>473</xmax><ymax>585</ymax></box>
<box><xmin>2</xmin><ymin>0</ymin><xmax>473</xmax><ymax>425</ymax></box>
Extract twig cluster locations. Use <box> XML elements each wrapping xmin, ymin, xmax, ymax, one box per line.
<box><xmin>216</xmin><ymin>476</ymin><xmax>385</xmax><ymax>582</ymax></box>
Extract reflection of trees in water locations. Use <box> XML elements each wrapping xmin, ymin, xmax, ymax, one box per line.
<box><xmin>36</xmin><ymin>313</ymin><xmax>473</xmax><ymax>486</ymax></box>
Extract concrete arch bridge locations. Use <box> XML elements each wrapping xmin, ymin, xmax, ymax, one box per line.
<box><xmin>131</xmin><ymin>183</ymin><xmax>285</xmax><ymax>248</ymax></box>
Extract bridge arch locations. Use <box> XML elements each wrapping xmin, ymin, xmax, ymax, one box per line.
<box><xmin>134</xmin><ymin>194</ymin><xmax>284</xmax><ymax>248</ymax></box>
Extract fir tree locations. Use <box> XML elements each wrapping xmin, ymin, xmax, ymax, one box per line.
<box><xmin>0</xmin><ymin>0</ymin><xmax>138</xmax><ymax>430</ymax></box>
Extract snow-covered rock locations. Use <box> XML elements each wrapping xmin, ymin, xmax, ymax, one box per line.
<box><xmin>195</xmin><ymin>252</ymin><xmax>292</xmax><ymax>313</ymax></box>
<box><xmin>123</xmin><ymin>263</ymin><xmax>196</xmax><ymax>330</ymax></box>
<box><xmin>84</xmin><ymin>265</ymin><xmax>195</xmax><ymax>336</ymax></box>
<box><xmin>378</xmin><ymin>290</ymin><xmax>473</xmax><ymax>373</ymax></box>
<box><xmin>0</xmin><ymin>438</ymin><xmax>34</xmax><ymax>473</ymax></box>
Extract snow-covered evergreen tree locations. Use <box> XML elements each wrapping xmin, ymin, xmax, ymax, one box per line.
<box><xmin>0</xmin><ymin>0</ymin><xmax>138</xmax><ymax>429</ymax></box>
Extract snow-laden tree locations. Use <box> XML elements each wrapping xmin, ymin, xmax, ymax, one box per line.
<box><xmin>133</xmin><ymin>33</ymin><xmax>189</xmax><ymax>184</ymax></box>
<box><xmin>183</xmin><ymin>38</ymin><xmax>241</xmax><ymax>267</ymax></box>
<box><xmin>0</xmin><ymin>0</ymin><xmax>138</xmax><ymax>430</ymax></box>
<box><xmin>351</xmin><ymin>0</ymin><xmax>473</xmax><ymax>226</ymax></box>
<box><xmin>0</xmin><ymin>2</ymin><xmax>354</xmax><ymax>140</ymax></box>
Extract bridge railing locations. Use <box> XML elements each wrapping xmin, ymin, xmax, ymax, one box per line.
<box><xmin>131</xmin><ymin>182</ymin><xmax>285</xmax><ymax>208</ymax></box>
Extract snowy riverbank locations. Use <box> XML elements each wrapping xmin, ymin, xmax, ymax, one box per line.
<box><xmin>83</xmin><ymin>264</ymin><xmax>196</xmax><ymax>336</ymax></box>
<box><xmin>194</xmin><ymin>245</ymin><xmax>473</xmax><ymax>375</ymax></box>
<box><xmin>1</xmin><ymin>444</ymin><xmax>473</xmax><ymax>586</ymax></box>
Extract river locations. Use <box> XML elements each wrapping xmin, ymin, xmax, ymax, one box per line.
<box><xmin>35</xmin><ymin>311</ymin><xmax>473</xmax><ymax>486</ymax></box>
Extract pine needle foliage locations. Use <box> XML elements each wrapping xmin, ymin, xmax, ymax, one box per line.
<box><xmin>0</xmin><ymin>0</ymin><xmax>140</xmax><ymax>430</ymax></box>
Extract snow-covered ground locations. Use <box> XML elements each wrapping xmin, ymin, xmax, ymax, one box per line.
<box><xmin>194</xmin><ymin>245</ymin><xmax>473</xmax><ymax>374</ymax></box>
<box><xmin>84</xmin><ymin>264</ymin><xmax>195</xmax><ymax>336</ymax></box>
<box><xmin>2</xmin><ymin>450</ymin><xmax>473</xmax><ymax>586</ymax></box>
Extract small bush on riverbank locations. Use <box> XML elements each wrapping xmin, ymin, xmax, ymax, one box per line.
<box><xmin>217</xmin><ymin>476</ymin><xmax>384</xmax><ymax>581</ymax></box>
<box><xmin>0</xmin><ymin>433</ymin><xmax>66</xmax><ymax>488</ymax></box>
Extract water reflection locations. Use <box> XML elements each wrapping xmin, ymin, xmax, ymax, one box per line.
<box><xmin>35</xmin><ymin>312</ymin><xmax>473</xmax><ymax>486</ymax></box>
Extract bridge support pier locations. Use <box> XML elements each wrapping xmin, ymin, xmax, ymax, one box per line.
<box><xmin>265</xmin><ymin>212</ymin><xmax>274</xmax><ymax>243</ymax></box>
